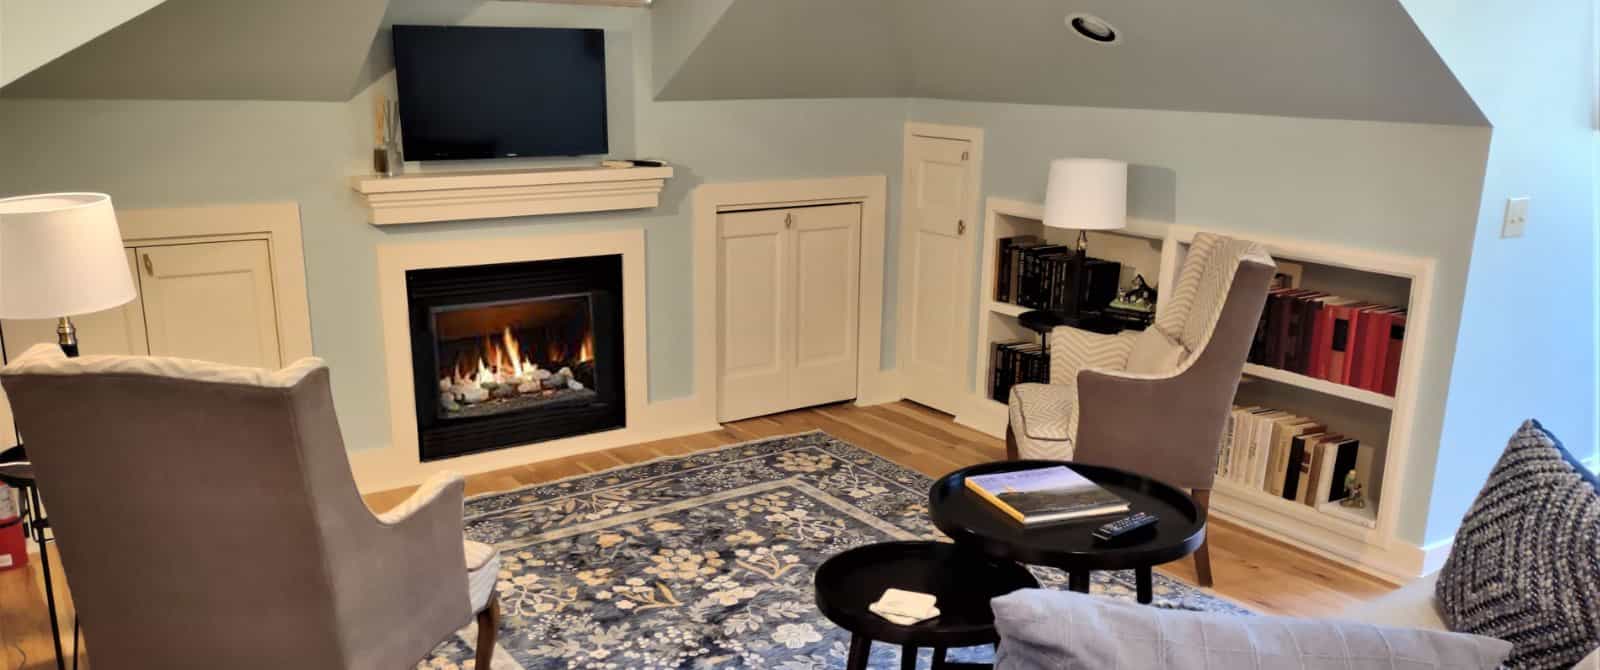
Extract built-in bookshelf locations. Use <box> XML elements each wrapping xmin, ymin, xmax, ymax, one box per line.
<box><xmin>957</xmin><ymin>198</ymin><xmax>1437</xmax><ymax>581</ymax></box>
<box><xmin>964</xmin><ymin>197</ymin><xmax>1167</xmax><ymax>434</ymax></box>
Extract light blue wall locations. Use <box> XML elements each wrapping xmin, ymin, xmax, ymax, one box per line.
<box><xmin>1400</xmin><ymin>0</ymin><xmax>1600</xmax><ymax>544</ymax></box>
<box><xmin>904</xmin><ymin>98</ymin><xmax>1491</xmax><ymax>545</ymax></box>
<box><xmin>0</xmin><ymin>1</ymin><xmax>907</xmax><ymax>453</ymax></box>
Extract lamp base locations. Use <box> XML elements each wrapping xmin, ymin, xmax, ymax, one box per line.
<box><xmin>56</xmin><ymin>317</ymin><xmax>79</xmax><ymax>358</ymax></box>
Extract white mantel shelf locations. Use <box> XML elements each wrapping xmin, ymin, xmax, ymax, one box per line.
<box><xmin>349</xmin><ymin>164</ymin><xmax>674</xmax><ymax>225</ymax></box>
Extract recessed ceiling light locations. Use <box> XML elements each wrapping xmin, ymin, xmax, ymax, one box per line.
<box><xmin>1066</xmin><ymin>13</ymin><xmax>1121</xmax><ymax>45</ymax></box>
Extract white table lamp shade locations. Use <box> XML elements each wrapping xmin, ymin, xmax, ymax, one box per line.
<box><xmin>1043</xmin><ymin>158</ymin><xmax>1128</xmax><ymax>231</ymax></box>
<box><xmin>0</xmin><ymin>193</ymin><xmax>137</xmax><ymax>319</ymax></box>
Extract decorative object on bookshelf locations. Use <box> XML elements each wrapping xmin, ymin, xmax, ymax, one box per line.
<box><xmin>1270</xmin><ymin>260</ymin><xmax>1303</xmax><ymax>289</ymax></box>
<box><xmin>1042</xmin><ymin>158</ymin><xmax>1128</xmax><ymax>318</ymax></box>
<box><xmin>1104</xmin><ymin>274</ymin><xmax>1157</xmax><ymax>330</ymax></box>
<box><xmin>1247</xmin><ymin>287</ymin><xmax>1405</xmax><ymax>396</ymax></box>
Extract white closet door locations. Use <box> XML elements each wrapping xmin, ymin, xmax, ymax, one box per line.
<box><xmin>898</xmin><ymin>134</ymin><xmax>976</xmax><ymax>414</ymax></box>
<box><xmin>788</xmin><ymin>204</ymin><xmax>861</xmax><ymax>409</ymax></box>
<box><xmin>138</xmin><ymin>240</ymin><xmax>282</xmax><ymax>369</ymax></box>
<box><xmin>718</xmin><ymin>209</ymin><xmax>792</xmax><ymax>422</ymax></box>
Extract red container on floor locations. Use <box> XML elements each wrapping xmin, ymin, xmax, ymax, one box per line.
<box><xmin>0</xmin><ymin>485</ymin><xmax>27</xmax><ymax>571</ymax></box>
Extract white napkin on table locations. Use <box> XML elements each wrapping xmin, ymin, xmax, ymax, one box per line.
<box><xmin>869</xmin><ymin>588</ymin><xmax>940</xmax><ymax>625</ymax></box>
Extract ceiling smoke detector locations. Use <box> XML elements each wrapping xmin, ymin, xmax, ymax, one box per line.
<box><xmin>1066</xmin><ymin>13</ymin><xmax>1121</xmax><ymax>45</ymax></box>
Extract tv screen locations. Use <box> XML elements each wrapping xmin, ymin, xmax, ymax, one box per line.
<box><xmin>392</xmin><ymin>25</ymin><xmax>608</xmax><ymax>161</ymax></box>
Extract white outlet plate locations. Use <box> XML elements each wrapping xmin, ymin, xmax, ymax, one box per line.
<box><xmin>1501</xmin><ymin>197</ymin><xmax>1530</xmax><ymax>238</ymax></box>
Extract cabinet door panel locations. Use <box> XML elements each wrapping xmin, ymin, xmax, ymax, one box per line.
<box><xmin>138</xmin><ymin>240</ymin><xmax>281</xmax><ymax>369</ymax></box>
<box><xmin>717</xmin><ymin>210</ymin><xmax>790</xmax><ymax>422</ymax></box>
<box><xmin>789</xmin><ymin>204</ymin><xmax>860</xmax><ymax>408</ymax></box>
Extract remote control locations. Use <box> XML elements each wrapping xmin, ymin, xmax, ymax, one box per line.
<box><xmin>1092</xmin><ymin>512</ymin><xmax>1158</xmax><ymax>542</ymax></box>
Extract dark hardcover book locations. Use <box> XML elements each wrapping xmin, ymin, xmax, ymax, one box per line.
<box><xmin>1021</xmin><ymin>245</ymin><xmax>1068</xmax><ymax>308</ymax></box>
<box><xmin>995</xmin><ymin>236</ymin><xmax>1039</xmax><ymax>303</ymax></box>
<box><xmin>1283</xmin><ymin>432</ymin><xmax>1320</xmax><ymax>501</ymax></box>
<box><xmin>965</xmin><ymin>466</ymin><xmax>1130</xmax><ymax>525</ymax></box>
<box><xmin>1381</xmin><ymin>314</ymin><xmax>1406</xmax><ymax>396</ymax></box>
<box><xmin>1270</xmin><ymin>290</ymin><xmax>1315</xmax><ymax>369</ymax></box>
<box><xmin>1287</xmin><ymin>294</ymin><xmax>1327</xmax><ymax>375</ymax></box>
<box><xmin>1083</xmin><ymin>258</ymin><xmax>1122</xmax><ymax>311</ymax></box>
<box><xmin>1252</xmin><ymin>288</ymin><xmax>1291</xmax><ymax>364</ymax></box>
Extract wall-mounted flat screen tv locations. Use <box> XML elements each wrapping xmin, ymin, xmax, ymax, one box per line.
<box><xmin>392</xmin><ymin>25</ymin><xmax>608</xmax><ymax>161</ymax></box>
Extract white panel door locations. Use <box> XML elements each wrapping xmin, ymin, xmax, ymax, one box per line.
<box><xmin>718</xmin><ymin>209</ymin><xmax>792</xmax><ymax>421</ymax></box>
<box><xmin>0</xmin><ymin>249</ymin><xmax>148</xmax><ymax>448</ymax></box>
<box><xmin>788</xmin><ymin>204</ymin><xmax>861</xmax><ymax>409</ymax></box>
<box><xmin>899</xmin><ymin>134</ymin><xmax>976</xmax><ymax>414</ymax></box>
<box><xmin>138</xmin><ymin>240</ymin><xmax>282</xmax><ymax>369</ymax></box>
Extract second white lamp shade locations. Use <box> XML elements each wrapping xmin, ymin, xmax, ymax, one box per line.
<box><xmin>0</xmin><ymin>193</ymin><xmax>137</xmax><ymax>319</ymax></box>
<box><xmin>1043</xmin><ymin>158</ymin><xmax>1128</xmax><ymax>231</ymax></box>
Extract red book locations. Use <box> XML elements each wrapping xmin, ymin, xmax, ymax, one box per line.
<box><xmin>1358</xmin><ymin>310</ymin><xmax>1395</xmax><ymax>391</ymax></box>
<box><xmin>1324</xmin><ymin>305</ymin><xmax>1355</xmax><ymax>384</ymax></box>
<box><xmin>1381</xmin><ymin>313</ymin><xmax>1406</xmax><ymax>395</ymax></box>
<box><xmin>1307</xmin><ymin>304</ymin><xmax>1331</xmax><ymax>379</ymax></box>
<box><xmin>1336</xmin><ymin>304</ymin><xmax>1374</xmax><ymax>385</ymax></box>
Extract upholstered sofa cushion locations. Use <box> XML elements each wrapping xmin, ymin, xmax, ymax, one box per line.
<box><xmin>993</xmin><ymin>589</ymin><xmax>1513</xmax><ymax>670</ymax></box>
<box><xmin>1340</xmin><ymin>573</ymin><xmax>1447</xmax><ymax>631</ymax></box>
<box><xmin>1435</xmin><ymin>419</ymin><xmax>1600</xmax><ymax>669</ymax></box>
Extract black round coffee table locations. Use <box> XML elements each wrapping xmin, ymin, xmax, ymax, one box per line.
<box><xmin>814</xmin><ymin>541</ymin><xmax>1038</xmax><ymax>670</ymax></box>
<box><xmin>929</xmin><ymin>460</ymin><xmax>1205</xmax><ymax>604</ymax></box>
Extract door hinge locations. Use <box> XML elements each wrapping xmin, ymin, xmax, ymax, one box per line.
<box><xmin>142</xmin><ymin>254</ymin><xmax>155</xmax><ymax>276</ymax></box>
<box><xmin>957</xmin><ymin>219</ymin><xmax>966</xmax><ymax>235</ymax></box>
<box><xmin>961</xmin><ymin>151</ymin><xmax>969</xmax><ymax>161</ymax></box>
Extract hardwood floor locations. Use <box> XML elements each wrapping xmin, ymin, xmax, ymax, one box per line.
<box><xmin>0</xmin><ymin>401</ymin><xmax>1395</xmax><ymax>669</ymax></box>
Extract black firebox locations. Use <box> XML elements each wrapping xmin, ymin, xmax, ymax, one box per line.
<box><xmin>407</xmin><ymin>255</ymin><xmax>624</xmax><ymax>461</ymax></box>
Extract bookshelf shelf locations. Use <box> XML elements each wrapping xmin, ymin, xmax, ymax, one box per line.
<box><xmin>1241</xmin><ymin>364</ymin><xmax>1397</xmax><ymax>410</ymax></box>
<box><xmin>989</xmin><ymin>301</ymin><xmax>1029</xmax><ymax>318</ymax></box>
<box><xmin>1213</xmin><ymin>480</ymin><xmax>1380</xmax><ymax>538</ymax></box>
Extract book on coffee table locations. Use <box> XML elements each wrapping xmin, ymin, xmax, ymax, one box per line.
<box><xmin>965</xmin><ymin>466</ymin><xmax>1131</xmax><ymax>525</ymax></box>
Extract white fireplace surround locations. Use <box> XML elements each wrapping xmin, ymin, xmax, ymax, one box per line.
<box><xmin>355</xmin><ymin>228</ymin><xmax>715</xmax><ymax>493</ymax></box>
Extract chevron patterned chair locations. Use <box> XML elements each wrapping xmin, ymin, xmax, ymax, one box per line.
<box><xmin>1006</xmin><ymin>232</ymin><xmax>1274</xmax><ymax>586</ymax></box>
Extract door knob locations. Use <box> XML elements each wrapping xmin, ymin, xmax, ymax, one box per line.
<box><xmin>785</xmin><ymin>212</ymin><xmax>794</xmax><ymax>228</ymax></box>
<box><xmin>957</xmin><ymin>219</ymin><xmax>966</xmax><ymax>235</ymax></box>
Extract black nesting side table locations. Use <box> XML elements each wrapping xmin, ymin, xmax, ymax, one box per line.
<box><xmin>813</xmin><ymin>541</ymin><xmax>1038</xmax><ymax>670</ymax></box>
<box><xmin>928</xmin><ymin>460</ymin><xmax>1205</xmax><ymax>604</ymax></box>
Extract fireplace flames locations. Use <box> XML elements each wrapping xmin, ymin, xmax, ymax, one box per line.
<box><xmin>439</xmin><ymin>325</ymin><xmax>595</xmax><ymax>414</ymax></box>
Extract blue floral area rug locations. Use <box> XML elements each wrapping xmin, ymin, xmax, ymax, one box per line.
<box><xmin>420</xmin><ymin>431</ymin><xmax>1249</xmax><ymax>669</ymax></box>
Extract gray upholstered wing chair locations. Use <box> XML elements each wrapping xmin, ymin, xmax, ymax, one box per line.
<box><xmin>0</xmin><ymin>344</ymin><xmax>500</xmax><ymax>670</ymax></box>
<box><xmin>1006</xmin><ymin>232</ymin><xmax>1274</xmax><ymax>586</ymax></box>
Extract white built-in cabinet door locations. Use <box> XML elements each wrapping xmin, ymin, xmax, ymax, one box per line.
<box><xmin>137</xmin><ymin>240</ymin><xmax>282</xmax><ymax>369</ymax></box>
<box><xmin>718</xmin><ymin>204</ymin><xmax>861</xmax><ymax>422</ymax></box>
<box><xmin>898</xmin><ymin>134</ymin><xmax>976</xmax><ymax>415</ymax></box>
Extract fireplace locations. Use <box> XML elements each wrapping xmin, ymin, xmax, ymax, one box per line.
<box><xmin>406</xmin><ymin>255</ymin><xmax>624</xmax><ymax>461</ymax></box>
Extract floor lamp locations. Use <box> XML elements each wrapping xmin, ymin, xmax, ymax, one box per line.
<box><xmin>0</xmin><ymin>192</ymin><xmax>137</xmax><ymax>670</ymax></box>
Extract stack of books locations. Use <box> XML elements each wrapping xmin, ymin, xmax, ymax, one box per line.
<box><xmin>989</xmin><ymin>341</ymin><xmax>1047</xmax><ymax>402</ymax></box>
<box><xmin>1215</xmin><ymin>406</ymin><xmax>1370</xmax><ymax>511</ymax></box>
<box><xmin>1248</xmin><ymin>289</ymin><xmax>1405</xmax><ymax>395</ymax></box>
<box><xmin>965</xmin><ymin>465</ymin><xmax>1130</xmax><ymax>525</ymax></box>
<box><xmin>994</xmin><ymin>236</ymin><xmax>1120</xmax><ymax>311</ymax></box>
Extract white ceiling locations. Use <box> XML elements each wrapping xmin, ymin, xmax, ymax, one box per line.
<box><xmin>654</xmin><ymin>0</ymin><xmax>1485</xmax><ymax>126</ymax></box>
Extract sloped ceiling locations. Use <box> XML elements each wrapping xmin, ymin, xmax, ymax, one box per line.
<box><xmin>655</xmin><ymin>0</ymin><xmax>1486</xmax><ymax>126</ymax></box>
<box><xmin>0</xmin><ymin>0</ymin><xmax>169</xmax><ymax>88</ymax></box>
<box><xmin>0</xmin><ymin>0</ymin><xmax>388</xmax><ymax>100</ymax></box>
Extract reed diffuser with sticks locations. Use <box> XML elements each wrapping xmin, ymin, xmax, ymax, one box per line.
<box><xmin>373</xmin><ymin>96</ymin><xmax>403</xmax><ymax>177</ymax></box>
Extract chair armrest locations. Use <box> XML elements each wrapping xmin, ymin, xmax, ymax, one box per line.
<box><xmin>1047</xmin><ymin>326</ymin><xmax>1139</xmax><ymax>386</ymax></box>
<box><xmin>1073</xmin><ymin>358</ymin><xmax>1236</xmax><ymax>491</ymax></box>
